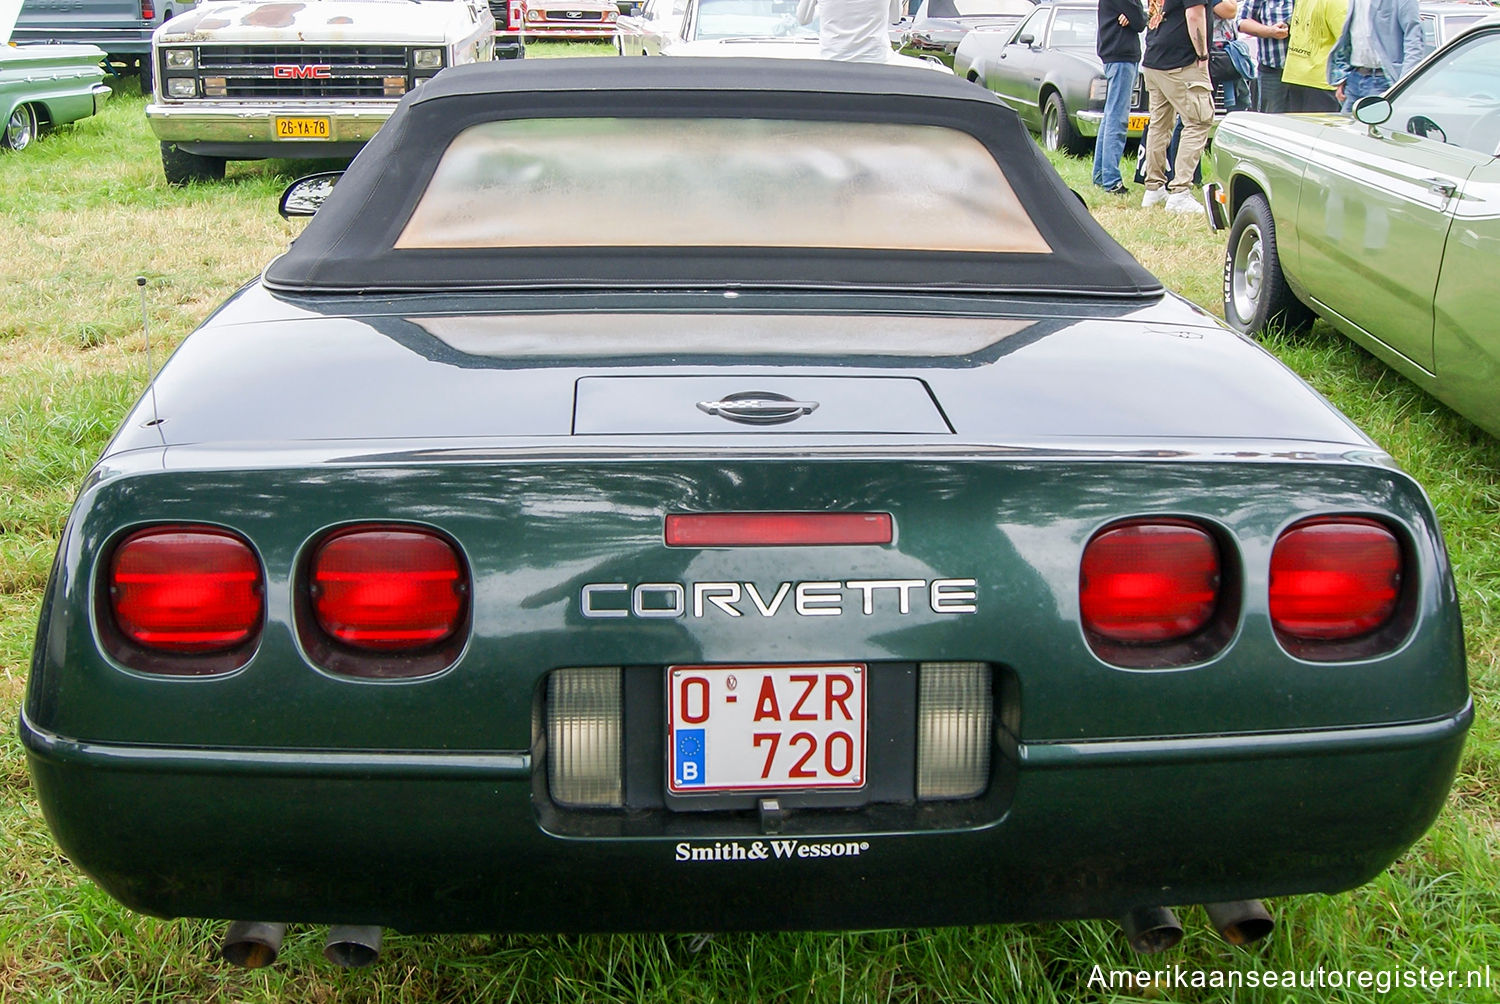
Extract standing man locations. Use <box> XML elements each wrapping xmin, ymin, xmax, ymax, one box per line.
<box><xmin>1280</xmin><ymin>0</ymin><xmax>1344</xmax><ymax>109</ymax></box>
<box><xmin>1327</xmin><ymin>0</ymin><xmax>1421</xmax><ymax>111</ymax></box>
<box><xmin>1093</xmin><ymin>0</ymin><xmax>1147</xmax><ymax>195</ymax></box>
<box><xmin>797</xmin><ymin>0</ymin><xmax>904</xmax><ymax>62</ymax></box>
<box><xmin>1237</xmin><ymin>0</ymin><xmax>1293</xmax><ymax>111</ymax></box>
<box><xmin>1140</xmin><ymin>0</ymin><xmax>1214</xmax><ymax>212</ymax></box>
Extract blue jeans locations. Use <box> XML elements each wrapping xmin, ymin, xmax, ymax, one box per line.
<box><xmin>1340</xmin><ymin>67</ymin><xmax>1389</xmax><ymax>112</ymax></box>
<box><xmin>1092</xmin><ymin>61</ymin><xmax>1138</xmax><ymax>189</ymax></box>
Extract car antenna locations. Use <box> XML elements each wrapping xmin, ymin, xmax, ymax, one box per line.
<box><xmin>136</xmin><ymin>276</ymin><xmax>165</xmax><ymax>437</ymax></box>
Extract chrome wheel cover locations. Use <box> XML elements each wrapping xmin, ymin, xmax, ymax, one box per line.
<box><xmin>1231</xmin><ymin>222</ymin><xmax>1264</xmax><ymax>324</ymax></box>
<box><xmin>5</xmin><ymin>106</ymin><xmax>34</xmax><ymax>152</ymax></box>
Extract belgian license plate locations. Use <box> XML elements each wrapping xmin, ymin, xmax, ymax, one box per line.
<box><xmin>275</xmin><ymin>117</ymin><xmax>331</xmax><ymax>140</ymax></box>
<box><xmin>1128</xmin><ymin>113</ymin><xmax>1150</xmax><ymax>132</ymax></box>
<box><xmin>668</xmin><ymin>664</ymin><xmax>867</xmax><ymax>794</ymax></box>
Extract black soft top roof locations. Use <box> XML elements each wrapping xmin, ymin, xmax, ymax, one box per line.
<box><xmin>263</xmin><ymin>58</ymin><xmax>1162</xmax><ymax>299</ymax></box>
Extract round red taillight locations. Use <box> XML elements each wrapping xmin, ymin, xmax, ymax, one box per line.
<box><xmin>1270</xmin><ymin>517</ymin><xmax>1401</xmax><ymax>641</ymax></box>
<box><xmin>310</xmin><ymin>526</ymin><xmax>466</xmax><ymax>651</ymax></box>
<box><xmin>1080</xmin><ymin>520</ymin><xmax>1221</xmax><ymax>644</ymax></box>
<box><xmin>109</xmin><ymin>526</ymin><xmax>263</xmax><ymax>654</ymax></box>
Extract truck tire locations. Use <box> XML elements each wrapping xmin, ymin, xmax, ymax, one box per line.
<box><xmin>1042</xmin><ymin>91</ymin><xmax>1088</xmax><ymax>157</ymax></box>
<box><xmin>160</xmin><ymin>142</ymin><xmax>226</xmax><ymax>186</ymax></box>
<box><xmin>139</xmin><ymin>54</ymin><xmax>154</xmax><ymax>97</ymax></box>
<box><xmin>1222</xmin><ymin>194</ymin><xmax>1313</xmax><ymax>336</ymax></box>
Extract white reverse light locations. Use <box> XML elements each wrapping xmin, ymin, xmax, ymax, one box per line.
<box><xmin>916</xmin><ymin>662</ymin><xmax>992</xmax><ymax>800</ymax></box>
<box><xmin>547</xmin><ymin>667</ymin><xmax>623</xmax><ymax>808</ymax></box>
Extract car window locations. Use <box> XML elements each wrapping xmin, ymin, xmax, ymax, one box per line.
<box><xmin>396</xmin><ymin>118</ymin><xmax>1053</xmax><ymax>254</ymax></box>
<box><xmin>1389</xmin><ymin>31</ymin><xmax>1500</xmax><ymax>156</ymax></box>
<box><xmin>690</xmin><ymin>0</ymin><xmax>814</xmax><ymax>38</ymax></box>
<box><xmin>939</xmin><ymin>0</ymin><xmax>1034</xmax><ymax>14</ymax></box>
<box><xmin>1047</xmin><ymin>6</ymin><xmax>1095</xmax><ymax>47</ymax></box>
<box><xmin>1009</xmin><ymin>6</ymin><xmax>1048</xmax><ymax>41</ymax></box>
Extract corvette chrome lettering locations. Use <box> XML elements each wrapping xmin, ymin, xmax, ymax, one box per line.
<box><xmin>582</xmin><ymin>579</ymin><xmax>977</xmax><ymax>619</ymax></box>
<box><xmin>673</xmin><ymin>839</ymin><xmax>871</xmax><ymax>862</ymax></box>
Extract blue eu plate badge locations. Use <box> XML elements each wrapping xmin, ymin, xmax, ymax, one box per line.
<box><xmin>675</xmin><ymin>728</ymin><xmax>706</xmax><ymax>787</ymax></box>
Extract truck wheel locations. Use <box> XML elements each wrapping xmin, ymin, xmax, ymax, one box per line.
<box><xmin>1222</xmin><ymin>194</ymin><xmax>1313</xmax><ymax>336</ymax></box>
<box><xmin>3</xmin><ymin>104</ymin><xmax>36</xmax><ymax>152</ymax></box>
<box><xmin>139</xmin><ymin>55</ymin><xmax>155</xmax><ymax>97</ymax></box>
<box><xmin>1041</xmin><ymin>92</ymin><xmax>1088</xmax><ymax>157</ymax></box>
<box><xmin>160</xmin><ymin>142</ymin><xmax>227</xmax><ymax>186</ymax></box>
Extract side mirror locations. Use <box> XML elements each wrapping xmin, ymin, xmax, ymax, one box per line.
<box><xmin>1352</xmin><ymin>95</ymin><xmax>1392</xmax><ymax>127</ymax></box>
<box><xmin>278</xmin><ymin>171</ymin><xmax>343</xmax><ymax>218</ymax></box>
<box><xmin>1017</xmin><ymin>31</ymin><xmax>1035</xmax><ymax>45</ymax></box>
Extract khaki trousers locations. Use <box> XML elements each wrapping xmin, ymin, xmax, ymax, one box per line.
<box><xmin>1141</xmin><ymin>63</ymin><xmax>1215</xmax><ymax>195</ymax></box>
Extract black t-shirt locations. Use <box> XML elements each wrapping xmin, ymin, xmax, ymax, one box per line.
<box><xmin>1142</xmin><ymin>0</ymin><xmax>1210</xmax><ymax>71</ymax></box>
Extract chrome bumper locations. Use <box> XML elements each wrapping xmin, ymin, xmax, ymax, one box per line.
<box><xmin>1074</xmin><ymin>110</ymin><xmax>1147</xmax><ymax>140</ymax></box>
<box><xmin>1204</xmin><ymin>182</ymin><xmax>1230</xmax><ymax>231</ymax></box>
<box><xmin>147</xmin><ymin>100</ymin><xmax>396</xmax><ymax>149</ymax></box>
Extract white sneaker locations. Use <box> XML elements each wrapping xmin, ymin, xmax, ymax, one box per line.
<box><xmin>1141</xmin><ymin>187</ymin><xmax>1168</xmax><ymax>207</ymax></box>
<box><xmin>1165</xmin><ymin>190</ymin><xmax>1201</xmax><ymax>214</ymax></box>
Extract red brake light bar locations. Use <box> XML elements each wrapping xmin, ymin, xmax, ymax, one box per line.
<box><xmin>665</xmin><ymin>512</ymin><xmax>894</xmax><ymax>547</ymax></box>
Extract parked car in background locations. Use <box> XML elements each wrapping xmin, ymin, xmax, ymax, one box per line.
<box><xmin>1</xmin><ymin>43</ymin><xmax>111</xmax><ymax>151</ymax></box>
<box><xmin>13</xmin><ymin>0</ymin><xmax>196</xmax><ymax>92</ymax></box>
<box><xmin>615</xmin><ymin>0</ymin><xmax>686</xmax><ymax>54</ymax></box>
<box><xmin>1418</xmin><ymin>0</ymin><xmax>1491</xmax><ymax>53</ymax></box>
<box><xmin>509</xmin><ymin>0</ymin><xmax>621</xmax><ymax>42</ymax></box>
<box><xmin>147</xmin><ymin>0</ymin><xmax>495</xmax><ymax>186</ymax></box>
<box><xmin>659</xmin><ymin>0</ymin><xmax>948</xmax><ymax>66</ymax></box>
<box><xmin>25</xmin><ymin>57</ymin><xmax>1468</xmax><ymax>967</ymax></box>
<box><xmin>958</xmin><ymin>1</ymin><xmax>1146</xmax><ymax>154</ymax></box>
<box><xmin>1209</xmin><ymin>19</ymin><xmax>1500</xmax><ymax>436</ymax></box>
<box><xmin>897</xmin><ymin>0</ymin><xmax>1034</xmax><ymax>66</ymax></box>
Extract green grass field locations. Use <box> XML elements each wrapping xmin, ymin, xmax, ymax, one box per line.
<box><xmin>1</xmin><ymin>57</ymin><xmax>1497</xmax><ymax>1003</ymax></box>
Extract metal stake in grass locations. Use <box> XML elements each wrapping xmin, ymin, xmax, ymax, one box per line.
<box><xmin>137</xmin><ymin>275</ymin><xmax>164</xmax><ymax>434</ymax></box>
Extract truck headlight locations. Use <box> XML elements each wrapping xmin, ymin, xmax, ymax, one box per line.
<box><xmin>412</xmin><ymin>48</ymin><xmax>445</xmax><ymax>69</ymax></box>
<box><xmin>167</xmin><ymin>77</ymin><xmax>197</xmax><ymax>98</ymax></box>
<box><xmin>164</xmin><ymin>48</ymin><xmax>196</xmax><ymax>69</ymax></box>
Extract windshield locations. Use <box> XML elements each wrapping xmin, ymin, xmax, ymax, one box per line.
<box><xmin>692</xmin><ymin>0</ymin><xmax>817</xmax><ymax>39</ymax></box>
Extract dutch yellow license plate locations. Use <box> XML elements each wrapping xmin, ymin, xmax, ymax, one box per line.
<box><xmin>1128</xmin><ymin>113</ymin><xmax>1150</xmax><ymax>132</ymax></box>
<box><xmin>275</xmin><ymin>117</ymin><xmax>331</xmax><ymax>140</ymax></box>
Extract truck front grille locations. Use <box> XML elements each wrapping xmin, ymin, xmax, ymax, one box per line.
<box><xmin>197</xmin><ymin>46</ymin><xmax>410</xmax><ymax>99</ymax></box>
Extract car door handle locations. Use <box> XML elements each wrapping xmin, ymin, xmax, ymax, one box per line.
<box><xmin>1425</xmin><ymin>178</ymin><xmax>1457</xmax><ymax>198</ymax></box>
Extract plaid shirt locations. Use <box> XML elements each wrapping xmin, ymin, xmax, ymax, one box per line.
<box><xmin>1241</xmin><ymin>0</ymin><xmax>1295</xmax><ymax>67</ymax></box>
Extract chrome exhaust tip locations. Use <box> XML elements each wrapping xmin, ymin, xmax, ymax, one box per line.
<box><xmin>220</xmin><ymin>921</ymin><xmax>287</xmax><ymax>969</ymax></box>
<box><xmin>1204</xmin><ymin>900</ymin><xmax>1274</xmax><ymax>946</ymax></box>
<box><xmin>324</xmin><ymin>924</ymin><xmax>383</xmax><ymax>969</ymax></box>
<box><xmin>1120</xmin><ymin>906</ymin><xmax>1184</xmax><ymax>954</ymax></box>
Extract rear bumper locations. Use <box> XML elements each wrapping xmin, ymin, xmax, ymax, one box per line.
<box><xmin>521</xmin><ymin>23</ymin><xmax>617</xmax><ymax>38</ymax></box>
<box><xmin>23</xmin><ymin>701</ymin><xmax>1470</xmax><ymax>932</ymax></box>
<box><xmin>147</xmin><ymin>100</ymin><xmax>394</xmax><ymax>158</ymax></box>
<box><xmin>9</xmin><ymin>27</ymin><xmax>152</xmax><ymax>54</ymax></box>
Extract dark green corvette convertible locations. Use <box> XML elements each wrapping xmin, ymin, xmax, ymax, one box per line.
<box><xmin>23</xmin><ymin>58</ymin><xmax>1469</xmax><ymax>967</ymax></box>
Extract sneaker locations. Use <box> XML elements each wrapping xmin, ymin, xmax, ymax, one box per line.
<box><xmin>1165</xmin><ymin>190</ymin><xmax>1201</xmax><ymax>214</ymax></box>
<box><xmin>1141</xmin><ymin>187</ymin><xmax>1168</xmax><ymax>207</ymax></box>
<box><xmin>1098</xmin><ymin>182</ymin><xmax>1130</xmax><ymax>195</ymax></box>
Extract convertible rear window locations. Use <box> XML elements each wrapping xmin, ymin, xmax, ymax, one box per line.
<box><xmin>395</xmin><ymin>118</ymin><xmax>1053</xmax><ymax>255</ymax></box>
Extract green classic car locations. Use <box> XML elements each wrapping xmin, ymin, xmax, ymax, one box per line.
<box><xmin>1</xmin><ymin>42</ymin><xmax>110</xmax><ymax>152</ymax></box>
<box><xmin>24</xmin><ymin>58</ymin><xmax>1468</xmax><ymax>969</ymax></box>
<box><xmin>1207</xmin><ymin>19</ymin><xmax>1500</xmax><ymax>437</ymax></box>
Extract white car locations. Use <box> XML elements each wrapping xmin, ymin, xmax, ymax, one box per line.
<box><xmin>615</xmin><ymin>0</ymin><xmax>687</xmax><ymax>55</ymax></box>
<box><xmin>147</xmin><ymin>0</ymin><xmax>495</xmax><ymax>185</ymax></box>
<box><xmin>658</xmin><ymin>0</ymin><xmax>949</xmax><ymax>67</ymax></box>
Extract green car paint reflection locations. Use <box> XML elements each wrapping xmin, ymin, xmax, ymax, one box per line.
<box><xmin>1210</xmin><ymin>21</ymin><xmax>1500</xmax><ymax>437</ymax></box>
